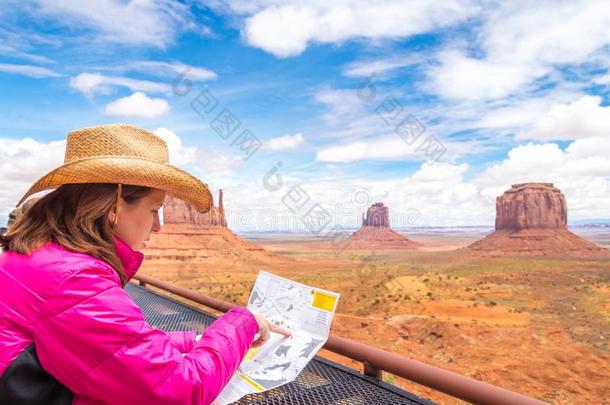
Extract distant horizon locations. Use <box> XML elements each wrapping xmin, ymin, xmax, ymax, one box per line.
<box><xmin>2</xmin><ymin>215</ymin><xmax>609</xmax><ymax>232</ymax></box>
<box><xmin>232</xmin><ymin>221</ymin><xmax>610</xmax><ymax>235</ymax></box>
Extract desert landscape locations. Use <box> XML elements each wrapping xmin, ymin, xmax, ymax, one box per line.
<box><xmin>4</xmin><ymin>4</ymin><xmax>610</xmax><ymax>405</ymax></box>
<box><xmin>140</xmin><ymin>185</ymin><xmax>610</xmax><ymax>405</ymax></box>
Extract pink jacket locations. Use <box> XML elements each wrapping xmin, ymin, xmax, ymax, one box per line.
<box><xmin>0</xmin><ymin>236</ymin><xmax>259</xmax><ymax>404</ymax></box>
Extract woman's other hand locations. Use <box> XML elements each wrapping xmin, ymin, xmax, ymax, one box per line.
<box><xmin>250</xmin><ymin>311</ymin><xmax>292</xmax><ymax>348</ymax></box>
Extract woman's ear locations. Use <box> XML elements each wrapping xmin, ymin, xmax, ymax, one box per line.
<box><xmin>110</xmin><ymin>184</ymin><xmax>122</xmax><ymax>228</ymax></box>
<box><xmin>108</xmin><ymin>209</ymin><xmax>116</xmax><ymax>226</ymax></box>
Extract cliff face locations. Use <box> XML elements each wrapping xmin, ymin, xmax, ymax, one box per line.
<box><xmin>495</xmin><ymin>183</ymin><xmax>567</xmax><ymax>231</ymax></box>
<box><xmin>362</xmin><ymin>202</ymin><xmax>390</xmax><ymax>228</ymax></box>
<box><xmin>468</xmin><ymin>183</ymin><xmax>604</xmax><ymax>257</ymax></box>
<box><xmin>163</xmin><ymin>189</ymin><xmax>227</xmax><ymax>227</ymax></box>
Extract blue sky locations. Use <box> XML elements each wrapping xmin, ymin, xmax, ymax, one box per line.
<box><xmin>1</xmin><ymin>1</ymin><xmax>610</xmax><ymax>231</ymax></box>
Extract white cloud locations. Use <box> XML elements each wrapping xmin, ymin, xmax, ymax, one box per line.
<box><xmin>521</xmin><ymin>95</ymin><xmax>610</xmax><ymax>141</ymax></box>
<box><xmin>154</xmin><ymin>127</ymin><xmax>243</xmax><ymax>175</ymax></box>
<box><xmin>317</xmin><ymin>135</ymin><xmax>456</xmax><ymax>163</ymax></box>
<box><xmin>122</xmin><ymin>61</ymin><xmax>217</xmax><ymax>81</ymax></box>
<box><xmin>215</xmin><ymin>159</ymin><xmax>487</xmax><ymax>230</ymax></box>
<box><xmin>104</xmin><ymin>92</ymin><xmax>170</xmax><ymax>119</ymax></box>
<box><xmin>313</xmin><ymin>87</ymin><xmax>366</xmax><ymax>124</ymax></box>
<box><xmin>70</xmin><ymin>73</ymin><xmax>171</xmax><ymax>97</ymax></box>
<box><xmin>304</xmin><ymin>137</ymin><xmax>610</xmax><ymax>227</ymax></box>
<box><xmin>593</xmin><ymin>74</ymin><xmax>610</xmax><ymax>85</ymax></box>
<box><xmin>565</xmin><ymin>136</ymin><xmax>610</xmax><ymax>160</ymax></box>
<box><xmin>316</xmin><ymin>141</ymin><xmax>368</xmax><ymax>163</ymax></box>
<box><xmin>0</xmin><ymin>137</ymin><xmax>65</xmax><ymax>222</ymax></box>
<box><xmin>411</xmin><ymin>161</ymin><xmax>467</xmax><ymax>183</ymax></box>
<box><xmin>477</xmin><ymin>143</ymin><xmax>565</xmax><ymax>197</ymax></box>
<box><xmin>70</xmin><ymin>63</ymin><xmax>215</xmax><ymax>97</ymax></box>
<box><xmin>194</xmin><ymin>148</ymin><xmax>244</xmax><ymax>176</ymax></box>
<box><xmin>402</xmin><ymin>162</ymin><xmax>480</xmax><ymax>210</ymax></box>
<box><xmin>3</xmin><ymin>134</ymin><xmax>605</xmax><ymax>229</ymax></box>
<box><xmin>0</xmin><ymin>24</ymin><xmax>62</xmax><ymax>65</ymax></box>
<box><xmin>264</xmin><ymin>133</ymin><xmax>304</xmax><ymax>151</ymax></box>
<box><xmin>427</xmin><ymin>50</ymin><xmax>540</xmax><ymax>101</ymax></box>
<box><xmin>70</xmin><ymin>73</ymin><xmax>105</xmax><ymax>96</ymax></box>
<box><xmin>238</xmin><ymin>0</ymin><xmax>476</xmax><ymax>57</ymax></box>
<box><xmin>0</xmin><ymin>63</ymin><xmax>62</xmax><ymax>78</ymax></box>
<box><xmin>473</xmin><ymin>89</ymin><xmax>583</xmax><ymax>131</ymax></box>
<box><xmin>315</xmin><ymin>134</ymin><xmax>492</xmax><ymax>164</ymax></box>
<box><xmin>475</xmin><ymin>138</ymin><xmax>610</xmax><ymax>219</ymax></box>
<box><xmin>154</xmin><ymin>127</ymin><xmax>197</xmax><ymax>166</ymax></box>
<box><xmin>32</xmin><ymin>0</ymin><xmax>195</xmax><ymax>48</ymax></box>
<box><xmin>0</xmin><ymin>44</ymin><xmax>55</xmax><ymax>64</ymax></box>
<box><xmin>428</xmin><ymin>1</ymin><xmax>610</xmax><ymax>101</ymax></box>
<box><xmin>343</xmin><ymin>54</ymin><xmax>425</xmax><ymax>78</ymax></box>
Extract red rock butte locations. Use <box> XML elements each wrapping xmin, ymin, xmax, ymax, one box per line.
<box><xmin>346</xmin><ymin>202</ymin><xmax>420</xmax><ymax>250</ymax></box>
<box><xmin>163</xmin><ymin>189</ymin><xmax>227</xmax><ymax>227</ymax></box>
<box><xmin>362</xmin><ymin>202</ymin><xmax>390</xmax><ymax>227</ymax></box>
<box><xmin>467</xmin><ymin>183</ymin><xmax>605</xmax><ymax>257</ymax></box>
<box><xmin>142</xmin><ymin>190</ymin><xmax>278</xmax><ymax>265</ymax></box>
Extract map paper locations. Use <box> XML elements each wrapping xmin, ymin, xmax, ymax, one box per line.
<box><xmin>212</xmin><ymin>271</ymin><xmax>340</xmax><ymax>404</ymax></box>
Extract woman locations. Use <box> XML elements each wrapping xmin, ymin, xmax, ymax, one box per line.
<box><xmin>0</xmin><ymin>123</ymin><xmax>289</xmax><ymax>405</ymax></box>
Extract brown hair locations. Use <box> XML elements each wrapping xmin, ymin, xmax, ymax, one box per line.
<box><xmin>0</xmin><ymin>183</ymin><xmax>152</xmax><ymax>285</ymax></box>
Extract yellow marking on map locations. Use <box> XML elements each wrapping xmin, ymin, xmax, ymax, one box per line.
<box><xmin>245</xmin><ymin>347</ymin><xmax>260</xmax><ymax>361</ymax></box>
<box><xmin>239</xmin><ymin>373</ymin><xmax>264</xmax><ymax>391</ymax></box>
<box><xmin>312</xmin><ymin>291</ymin><xmax>337</xmax><ymax>311</ymax></box>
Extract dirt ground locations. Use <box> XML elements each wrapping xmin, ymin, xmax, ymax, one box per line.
<box><xmin>139</xmin><ymin>229</ymin><xmax>610</xmax><ymax>405</ymax></box>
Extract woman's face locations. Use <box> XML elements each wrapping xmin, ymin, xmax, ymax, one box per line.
<box><xmin>109</xmin><ymin>188</ymin><xmax>166</xmax><ymax>251</ymax></box>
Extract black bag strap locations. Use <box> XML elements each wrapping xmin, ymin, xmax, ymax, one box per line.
<box><xmin>0</xmin><ymin>343</ymin><xmax>74</xmax><ymax>405</ymax></box>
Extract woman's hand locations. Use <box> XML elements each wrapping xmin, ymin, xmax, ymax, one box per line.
<box><xmin>250</xmin><ymin>311</ymin><xmax>292</xmax><ymax>348</ymax></box>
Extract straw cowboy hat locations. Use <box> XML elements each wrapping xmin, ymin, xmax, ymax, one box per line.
<box><xmin>16</xmin><ymin>123</ymin><xmax>213</xmax><ymax>213</ymax></box>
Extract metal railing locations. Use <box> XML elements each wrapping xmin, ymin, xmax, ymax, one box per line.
<box><xmin>134</xmin><ymin>274</ymin><xmax>548</xmax><ymax>405</ymax></box>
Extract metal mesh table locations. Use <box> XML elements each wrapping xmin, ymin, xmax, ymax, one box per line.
<box><xmin>126</xmin><ymin>283</ymin><xmax>436</xmax><ymax>405</ymax></box>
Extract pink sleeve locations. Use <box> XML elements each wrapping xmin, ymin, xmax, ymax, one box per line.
<box><xmin>167</xmin><ymin>331</ymin><xmax>197</xmax><ymax>353</ymax></box>
<box><xmin>34</xmin><ymin>266</ymin><xmax>259</xmax><ymax>405</ymax></box>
